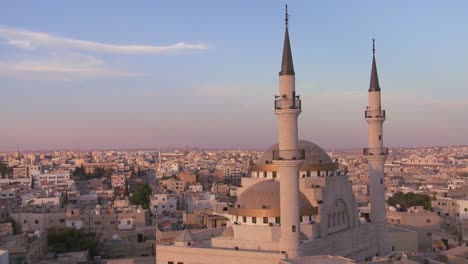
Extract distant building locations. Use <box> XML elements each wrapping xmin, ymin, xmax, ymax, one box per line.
<box><xmin>188</xmin><ymin>184</ymin><xmax>203</xmax><ymax>193</ymax></box>
<box><xmin>150</xmin><ymin>194</ymin><xmax>177</xmax><ymax>215</ymax></box>
<box><xmin>13</xmin><ymin>167</ymin><xmax>29</xmax><ymax>178</ymax></box>
<box><xmin>176</xmin><ymin>171</ymin><xmax>196</xmax><ymax>185</ymax></box>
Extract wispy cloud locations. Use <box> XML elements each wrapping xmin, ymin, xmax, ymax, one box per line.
<box><xmin>0</xmin><ymin>27</ymin><xmax>208</xmax><ymax>54</ymax></box>
<box><xmin>0</xmin><ymin>53</ymin><xmax>140</xmax><ymax>81</ymax></box>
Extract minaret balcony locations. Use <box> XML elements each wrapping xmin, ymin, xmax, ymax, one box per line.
<box><xmin>363</xmin><ymin>147</ymin><xmax>389</xmax><ymax>156</ymax></box>
<box><xmin>365</xmin><ymin>110</ymin><xmax>385</xmax><ymax>118</ymax></box>
<box><xmin>274</xmin><ymin>96</ymin><xmax>301</xmax><ymax>110</ymax></box>
<box><xmin>272</xmin><ymin>149</ymin><xmax>305</xmax><ymax>160</ymax></box>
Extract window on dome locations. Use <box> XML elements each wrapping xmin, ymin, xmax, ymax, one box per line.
<box><xmin>263</xmin><ymin>217</ymin><xmax>268</xmax><ymax>224</ymax></box>
<box><xmin>243</xmin><ymin>216</ymin><xmax>246</xmax><ymax>223</ymax></box>
<box><xmin>275</xmin><ymin>217</ymin><xmax>280</xmax><ymax>224</ymax></box>
<box><xmin>292</xmin><ymin>225</ymin><xmax>296</xmax><ymax>232</ymax></box>
<box><xmin>252</xmin><ymin>217</ymin><xmax>257</xmax><ymax>224</ymax></box>
<box><xmin>273</xmin><ymin>171</ymin><xmax>277</xmax><ymax>178</ymax></box>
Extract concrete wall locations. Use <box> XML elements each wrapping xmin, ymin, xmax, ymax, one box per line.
<box><xmin>387</xmin><ymin>226</ymin><xmax>418</xmax><ymax>252</ymax></box>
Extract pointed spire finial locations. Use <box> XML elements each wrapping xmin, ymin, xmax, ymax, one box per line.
<box><xmin>369</xmin><ymin>38</ymin><xmax>380</xmax><ymax>92</ymax></box>
<box><xmin>372</xmin><ymin>38</ymin><xmax>375</xmax><ymax>55</ymax></box>
<box><xmin>279</xmin><ymin>4</ymin><xmax>294</xmax><ymax>76</ymax></box>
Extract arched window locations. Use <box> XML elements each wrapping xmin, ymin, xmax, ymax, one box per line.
<box><xmin>333</xmin><ymin>213</ymin><xmax>336</xmax><ymax>226</ymax></box>
<box><xmin>337</xmin><ymin>212</ymin><xmax>341</xmax><ymax>225</ymax></box>
<box><xmin>342</xmin><ymin>210</ymin><xmax>346</xmax><ymax>225</ymax></box>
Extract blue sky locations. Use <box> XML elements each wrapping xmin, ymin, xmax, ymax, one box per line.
<box><xmin>1</xmin><ymin>1</ymin><xmax>467</xmax><ymax>151</ymax></box>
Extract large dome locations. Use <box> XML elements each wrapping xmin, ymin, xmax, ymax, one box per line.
<box><xmin>251</xmin><ymin>140</ymin><xmax>338</xmax><ymax>172</ymax></box>
<box><xmin>229</xmin><ymin>180</ymin><xmax>316</xmax><ymax>217</ymax></box>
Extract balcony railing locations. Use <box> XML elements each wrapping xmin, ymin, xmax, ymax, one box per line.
<box><xmin>365</xmin><ymin>110</ymin><xmax>385</xmax><ymax>118</ymax></box>
<box><xmin>363</xmin><ymin>147</ymin><xmax>389</xmax><ymax>156</ymax></box>
<box><xmin>274</xmin><ymin>96</ymin><xmax>301</xmax><ymax>110</ymax></box>
<box><xmin>272</xmin><ymin>149</ymin><xmax>305</xmax><ymax>160</ymax></box>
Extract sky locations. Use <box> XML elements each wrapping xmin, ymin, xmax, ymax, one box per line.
<box><xmin>1</xmin><ymin>1</ymin><xmax>467</xmax><ymax>151</ymax></box>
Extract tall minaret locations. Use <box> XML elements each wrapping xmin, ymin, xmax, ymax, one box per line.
<box><xmin>273</xmin><ymin>5</ymin><xmax>304</xmax><ymax>258</ymax></box>
<box><xmin>364</xmin><ymin>39</ymin><xmax>388</xmax><ymax>256</ymax></box>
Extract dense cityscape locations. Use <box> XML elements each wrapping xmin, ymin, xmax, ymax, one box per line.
<box><xmin>0</xmin><ymin>145</ymin><xmax>466</xmax><ymax>263</ymax></box>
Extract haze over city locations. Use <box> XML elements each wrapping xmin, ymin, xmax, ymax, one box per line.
<box><xmin>1</xmin><ymin>1</ymin><xmax>467</xmax><ymax>151</ymax></box>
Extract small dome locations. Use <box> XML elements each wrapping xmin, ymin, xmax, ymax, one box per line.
<box><xmin>229</xmin><ymin>180</ymin><xmax>316</xmax><ymax>217</ymax></box>
<box><xmin>251</xmin><ymin>140</ymin><xmax>338</xmax><ymax>172</ymax></box>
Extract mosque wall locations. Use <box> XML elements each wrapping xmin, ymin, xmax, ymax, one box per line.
<box><xmin>301</xmin><ymin>224</ymin><xmax>378</xmax><ymax>262</ymax></box>
<box><xmin>156</xmin><ymin>245</ymin><xmax>285</xmax><ymax>264</ymax></box>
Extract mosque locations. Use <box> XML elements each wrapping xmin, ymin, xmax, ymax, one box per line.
<box><xmin>157</xmin><ymin>5</ymin><xmax>389</xmax><ymax>264</ymax></box>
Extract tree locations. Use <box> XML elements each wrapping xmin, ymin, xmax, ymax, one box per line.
<box><xmin>123</xmin><ymin>182</ymin><xmax>130</xmax><ymax>197</ymax></box>
<box><xmin>73</xmin><ymin>165</ymin><xmax>86</xmax><ymax>180</ymax></box>
<box><xmin>30</xmin><ymin>176</ymin><xmax>35</xmax><ymax>189</ymax></box>
<box><xmin>48</xmin><ymin>227</ymin><xmax>102</xmax><ymax>257</ymax></box>
<box><xmin>130</xmin><ymin>183</ymin><xmax>152</xmax><ymax>209</ymax></box>
<box><xmin>387</xmin><ymin>191</ymin><xmax>432</xmax><ymax>211</ymax></box>
<box><xmin>0</xmin><ymin>163</ymin><xmax>13</xmax><ymax>179</ymax></box>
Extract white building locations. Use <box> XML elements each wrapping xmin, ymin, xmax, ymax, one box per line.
<box><xmin>150</xmin><ymin>194</ymin><xmax>177</xmax><ymax>215</ymax></box>
<box><xmin>170</xmin><ymin>163</ymin><xmax>180</xmax><ymax>175</ymax></box>
<box><xmin>33</xmin><ymin>172</ymin><xmax>73</xmax><ymax>190</ymax></box>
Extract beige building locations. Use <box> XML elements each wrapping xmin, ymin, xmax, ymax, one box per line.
<box><xmin>13</xmin><ymin>167</ymin><xmax>29</xmax><ymax>178</ymax></box>
<box><xmin>0</xmin><ymin>231</ymin><xmax>47</xmax><ymax>264</ymax></box>
<box><xmin>176</xmin><ymin>171</ymin><xmax>196</xmax><ymax>185</ymax></box>
<box><xmin>83</xmin><ymin>162</ymin><xmax>117</xmax><ymax>174</ymax></box>
<box><xmin>387</xmin><ymin>207</ymin><xmax>441</xmax><ymax>251</ymax></box>
<box><xmin>439</xmin><ymin>246</ymin><xmax>468</xmax><ymax>264</ymax></box>
<box><xmin>11</xmin><ymin>205</ymin><xmax>149</xmax><ymax>233</ymax></box>
<box><xmin>161</xmin><ymin>178</ymin><xmax>185</xmax><ymax>193</ymax></box>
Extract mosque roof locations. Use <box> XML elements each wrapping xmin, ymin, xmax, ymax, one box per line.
<box><xmin>251</xmin><ymin>140</ymin><xmax>338</xmax><ymax>172</ymax></box>
<box><xmin>229</xmin><ymin>180</ymin><xmax>316</xmax><ymax>217</ymax></box>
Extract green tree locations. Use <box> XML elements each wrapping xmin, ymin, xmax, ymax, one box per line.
<box><xmin>0</xmin><ymin>163</ymin><xmax>13</xmax><ymax>179</ymax></box>
<box><xmin>123</xmin><ymin>182</ymin><xmax>130</xmax><ymax>197</ymax></box>
<box><xmin>387</xmin><ymin>191</ymin><xmax>432</xmax><ymax>211</ymax></box>
<box><xmin>48</xmin><ymin>227</ymin><xmax>102</xmax><ymax>257</ymax></box>
<box><xmin>73</xmin><ymin>165</ymin><xmax>86</xmax><ymax>180</ymax></box>
<box><xmin>130</xmin><ymin>183</ymin><xmax>152</xmax><ymax>209</ymax></box>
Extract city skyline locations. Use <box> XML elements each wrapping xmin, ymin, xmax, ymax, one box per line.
<box><xmin>1</xmin><ymin>1</ymin><xmax>467</xmax><ymax>151</ymax></box>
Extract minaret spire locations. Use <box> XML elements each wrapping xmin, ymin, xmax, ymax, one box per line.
<box><xmin>369</xmin><ymin>38</ymin><xmax>380</xmax><ymax>92</ymax></box>
<box><xmin>280</xmin><ymin>4</ymin><xmax>294</xmax><ymax>76</ymax></box>
<box><xmin>365</xmin><ymin>38</ymin><xmax>389</xmax><ymax>256</ymax></box>
<box><xmin>274</xmin><ymin>4</ymin><xmax>303</xmax><ymax>258</ymax></box>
